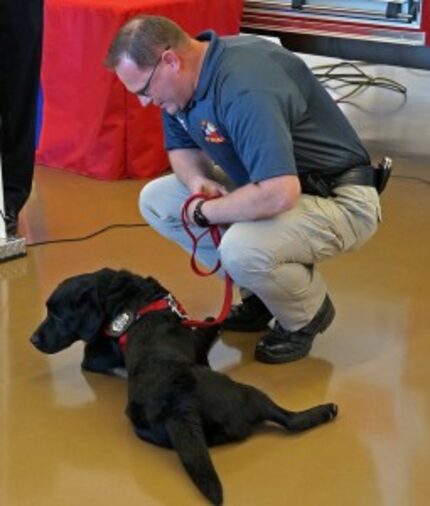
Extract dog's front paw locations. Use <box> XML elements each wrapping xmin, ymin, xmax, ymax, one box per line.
<box><xmin>81</xmin><ymin>358</ymin><xmax>127</xmax><ymax>377</ymax></box>
<box><xmin>111</xmin><ymin>367</ymin><xmax>128</xmax><ymax>378</ymax></box>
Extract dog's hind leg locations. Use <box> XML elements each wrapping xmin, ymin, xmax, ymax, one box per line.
<box><xmin>165</xmin><ymin>411</ymin><xmax>223</xmax><ymax>505</ymax></box>
<box><xmin>267</xmin><ymin>401</ymin><xmax>338</xmax><ymax>432</ymax></box>
<box><xmin>239</xmin><ymin>384</ymin><xmax>337</xmax><ymax>433</ymax></box>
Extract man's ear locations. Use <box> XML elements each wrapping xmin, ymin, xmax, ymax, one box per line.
<box><xmin>163</xmin><ymin>49</ymin><xmax>181</xmax><ymax>71</ymax></box>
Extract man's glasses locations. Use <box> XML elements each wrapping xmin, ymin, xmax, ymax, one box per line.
<box><xmin>136</xmin><ymin>47</ymin><xmax>170</xmax><ymax>98</ymax></box>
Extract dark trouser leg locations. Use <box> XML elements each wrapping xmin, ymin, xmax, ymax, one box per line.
<box><xmin>0</xmin><ymin>0</ymin><xmax>43</xmax><ymax>213</ymax></box>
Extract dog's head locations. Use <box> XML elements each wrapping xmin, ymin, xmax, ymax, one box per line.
<box><xmin>30</xmin><ymin>268</ymin><xmax>168</xmax><ymax>354</ymax></box>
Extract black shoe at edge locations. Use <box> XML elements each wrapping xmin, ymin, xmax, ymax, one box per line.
<box><xmin>222</xmin><ymin>294</ymin><xmax>273</xmax><ymax>332</ymax></box>
<box><xmin>255</xmin><ymin>295</ymin><xmax>335</xmax><ymax>364</ymax></box>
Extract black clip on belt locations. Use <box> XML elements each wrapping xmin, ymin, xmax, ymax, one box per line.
<box><xmin>375</xmin><ymin>156</ymin><xmax>393</xmax><ymax>194</ymax></box>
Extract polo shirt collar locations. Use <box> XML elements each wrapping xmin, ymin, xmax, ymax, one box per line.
<box><xmin>185</xmin><ymin>31</ymin><xmax>223</xmax><ymax>110</ymax></box>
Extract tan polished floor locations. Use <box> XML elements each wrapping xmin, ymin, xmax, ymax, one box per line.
<box><xmin>1</xmin><ymin>60</ymin><xmax>430</xmax><ymax>506</ymax></box>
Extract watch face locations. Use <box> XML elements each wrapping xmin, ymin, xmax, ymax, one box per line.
<box><xmin>108</xmin><ymin>310</ymin><xmax>135</xmax><ymax>337</ymax></box>
<box><xmin>194</xmin><ymin>200</ymin><xmax>209</xmax><ymax>227</ymax></box>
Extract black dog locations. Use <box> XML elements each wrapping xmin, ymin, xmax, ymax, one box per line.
<box><xmin>31</xmin><ymin>268</ymin><xmax>338</xmax><ymax>505</ymax></box>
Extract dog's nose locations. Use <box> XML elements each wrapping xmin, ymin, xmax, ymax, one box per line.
<box><xmin>30</xmin><ymin>334</ymin><xmax>41</xmax><ymax>348</ymax></box>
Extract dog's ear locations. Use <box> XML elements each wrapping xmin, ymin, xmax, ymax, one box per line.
<box><xmin>75</xmin><ymin>285</ymin><xmax>106</xmax><ymax>340</ymax></box>
<box><xmin>103</xmin><ymin>272</ymin><xmax>136</xmax><ymax>314</ymax></box>
<box><xmin>94</xmin><ymin>267</ymin><xmax>117</xmax><ymax>278</ymax></box>
<box><xmin>104</xmin><ymin>270</ymin><xmax>154</xmax><ymax>313</ymax></box>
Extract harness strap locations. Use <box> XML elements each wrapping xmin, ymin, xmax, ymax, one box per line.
<box><xmin>103</xmin><ymin>295</ymin><xmax>189</xmax><ymax>351</ymax></box>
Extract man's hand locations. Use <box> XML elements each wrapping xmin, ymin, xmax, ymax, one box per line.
<box><xmin>168</xmin><ymin>148</ymin><xmax>227</xmax><ymax>198</ymax></box>
<box><xmin>169</xmin><ymin>148</ymin><xmax>301</xmax><ymax>225</ymax></box>
<box><xmin>187</xmin><ymin>174</ymin><xmax>301</xmax><ymax>225</ymax></box>
<box><xmin>189</xmin><ymin>176</ymin><xmax>228</xmax><ymax>198</ymax></box>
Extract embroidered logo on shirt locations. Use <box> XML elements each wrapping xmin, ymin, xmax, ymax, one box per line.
<box><xmin>201</xmin><ymin>121</ymin><xmax>226</xmax><ymax>143</ymax></box>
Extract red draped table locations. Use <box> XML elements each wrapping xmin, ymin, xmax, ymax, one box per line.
<box><xmin>37</xmin><ymin>0</ymin><xmax>243</xmax><ymax>180</ymax></box>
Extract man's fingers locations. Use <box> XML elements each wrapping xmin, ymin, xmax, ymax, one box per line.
<box><xmin>202</xmin><ymin>183</ymin><xmax>227</xmax><ymax>197</ymax></box>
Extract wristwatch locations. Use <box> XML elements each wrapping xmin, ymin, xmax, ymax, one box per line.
<box><xmin>193</xmin><ymin>200</ymin><xmax>210</xmax><ymax>227</ymax></box>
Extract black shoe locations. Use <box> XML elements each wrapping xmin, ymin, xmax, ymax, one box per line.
<box><xmin>255</xmin><ymin>295</ymin><xmax>335</xmax><ymax>364</ymax></box>
<box><xmin>4</xmin><ymin>209</ymin><xmax>18</xmax><ymax>236</ymax></box>
<box><xmin>222</xmin><ymin>294</ymin><xmax>273</xmax><ymax>332</ymax></box>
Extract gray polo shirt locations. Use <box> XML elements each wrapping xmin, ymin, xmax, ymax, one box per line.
<box><xmin>163</xmin><ymin>31</ymin><xmax>370</xmax><ymax>187</ymax></box>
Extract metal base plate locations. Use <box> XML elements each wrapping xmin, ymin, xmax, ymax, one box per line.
<box><xmin>0</xmin><ymin>236</ymin><xmax>27</xmax><ymax>263</ymax></box>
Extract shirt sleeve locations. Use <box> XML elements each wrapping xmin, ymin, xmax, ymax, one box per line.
<box><xmin>162</xmin><ymin>111</ymin><xmax>199</xmax><ymax>151</ymax></box>
<box><xmin>221</xmin><ymin>88</ymin><xmax>305</xmax><ymax>182</ymax></box>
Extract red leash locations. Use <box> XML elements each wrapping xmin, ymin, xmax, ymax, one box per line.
<box><xmin>180</xmin><ymin>193</ymin><xmax>233</xmax><ymax>328</ymax></box>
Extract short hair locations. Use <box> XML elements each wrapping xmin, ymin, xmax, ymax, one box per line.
<box><xmin>105</xmin><ymin>15</ymin><xmax>189</xmax><ymax>69</ymax></box>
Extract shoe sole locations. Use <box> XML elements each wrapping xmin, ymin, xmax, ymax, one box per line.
<box><xmin>255</xmin><ymin>345</ymin><xmax>312</xmax><ymax>364</ymax></box>
<box><xmin>255</xmin><ymin>300</ymin><xmax>336</xmax><ymax>364</ymax></box>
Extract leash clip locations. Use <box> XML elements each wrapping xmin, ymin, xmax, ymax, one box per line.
<box><xmin>164</xmin><ymin>294</ymin><xmax>188</xmax><ymax>320</ymax></box>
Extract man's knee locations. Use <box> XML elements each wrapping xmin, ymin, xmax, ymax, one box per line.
<box><xmin>139</xmin><ymin>179</ymin><xmax>161</xmax><ymax>221</ymax></box>
<box><xmin>219</xmin><ymin>225</ymin><xmax>272</xmax><ymax>284</ymax></box>
<box><xmin>139</xmin><ymin>176</ymin><xmax>183</xmax><ymax>225</ymax></box>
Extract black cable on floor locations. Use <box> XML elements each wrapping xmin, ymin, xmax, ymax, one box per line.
<box><xmin>23</xmin><ymin>177</ymin><xmax>429</xmax><ymax>248</ymax></box>
<box><xmin>26</xmin><ymin>223</ymin><xmax>149</xmax><ymax>248</ymax></box>
<box><xmin>392</xmin><ymin>175</ymin><xmax>430</xmax><ymax>185</ymax></box>
<box><xmin>312</xmin><ymin>61</ymin><xmax>407</xmax><ymax>102</ymax></box>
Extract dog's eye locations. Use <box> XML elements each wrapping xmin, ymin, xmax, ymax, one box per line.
<box><xmin>50</xmin><ymin>312</ymin><xmax>64</xmax><ymax>323</ymax></box>
<box><xmin>47</xmin><ymin>302</ymin><xmax>61</xmax><ymax>318</ymax></box>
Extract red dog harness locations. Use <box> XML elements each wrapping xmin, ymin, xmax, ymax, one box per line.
<box><xmin>104</xmin><ymin>193</ymin><xmax>234</xmax><ymax>350</ymax></box>
<box><xmin>104</xmin><ymin>293</ymin><xmax>189</xmax><ymax>351</ymax></box>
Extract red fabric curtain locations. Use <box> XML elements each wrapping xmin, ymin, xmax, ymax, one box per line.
<box><xmin>37</xmin><ymin>0</ymin><xmax>244</xmax><ymax>180</ymax></box>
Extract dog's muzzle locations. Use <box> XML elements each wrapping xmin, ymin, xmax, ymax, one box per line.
<box><xmin>30</xmin><ymin>332</ymin><xmax>50</xmax><ymax>352</ymax></box>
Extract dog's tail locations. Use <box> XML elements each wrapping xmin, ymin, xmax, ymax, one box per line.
<box><xmin>165</xmin><ymin>412</ymin><xmax>223</xmax><ymax>505</ymax></box>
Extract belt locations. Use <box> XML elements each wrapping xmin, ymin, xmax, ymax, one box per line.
<box><xmin>332</xmin><ymin>166</ymin><xmax>377</xmax><ymax>188</ymax></box>
<box><xmin>300</xmin><ymin>158</ymin><xmax>392</xmax><ymax>198</ymax></box>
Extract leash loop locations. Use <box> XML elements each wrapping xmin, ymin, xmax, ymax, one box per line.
<box><xmin>180</xmin><ymin>193</ymin><xmax>233</xmax><ymax>327</ymax></box>
<box><xmin>181</xmin><ymin>193</ymin><xmax>222</xmax><ymax>276</ymax></box>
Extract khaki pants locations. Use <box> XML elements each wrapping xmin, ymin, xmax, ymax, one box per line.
<box><xmin>140</xmin><ymin>172</ymin><xmax>381</xmax><ymax>331</ymax></box>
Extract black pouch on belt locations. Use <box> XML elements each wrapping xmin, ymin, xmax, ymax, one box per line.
<box><xmin>374</xmin><ymin>157</ymin><xmax>393</xmax><ymax>194</ymax></box>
